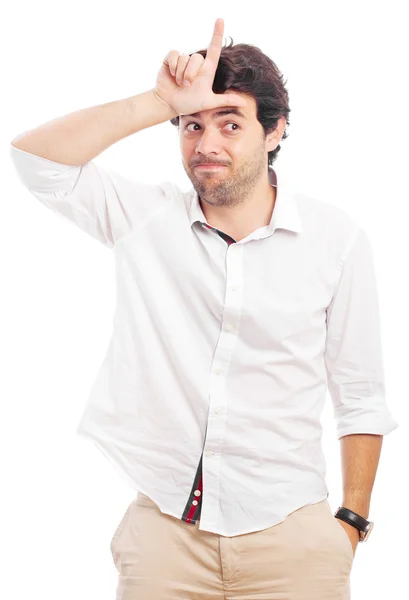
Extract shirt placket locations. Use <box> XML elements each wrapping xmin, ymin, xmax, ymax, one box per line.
<box><xmin>181</xmin><ymin>224</ymin><xmax>239</xmax><ymax>525</ymax></box>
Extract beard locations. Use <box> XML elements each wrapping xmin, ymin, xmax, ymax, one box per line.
<box><xmin>183</xmin><ymin>142</ymin><xmax>267</xmax><ymax>209</ymax></box>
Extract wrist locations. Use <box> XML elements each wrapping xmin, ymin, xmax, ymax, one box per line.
<box><xmin>335</xmin><ymin>506</ymin><xmax>375</xmax><ymax>542</ymax></box>
<box><xmin>150</xmin><ymin>88</ymin><xmax>179</xmax><ymax>120</ymax></box>
<box><xmin>342</xmin><ymin>492</ymin><xmax>370</xmax><ymax>520</ymax></box>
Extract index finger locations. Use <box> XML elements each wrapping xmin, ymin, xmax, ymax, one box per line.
<box><xmin>204</xmin><ymin>18</ymin><xmax>224</xmax><ymax>71</ymax></box>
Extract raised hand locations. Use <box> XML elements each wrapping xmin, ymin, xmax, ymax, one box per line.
<box><xmin>154</xmin><ymin>18</ymin><xmax>247</xmax><ymax>116</ymax></box>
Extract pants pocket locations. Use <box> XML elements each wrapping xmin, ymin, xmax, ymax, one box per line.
<box><xmin>333</xmin><ymin>515</ymin><xmax>355</xmax><ymax>560</ymax></box>
<box><xmin>110</xmin><ymin>500</ymin><xmax>134</xmax><ymax>554</ymax></box>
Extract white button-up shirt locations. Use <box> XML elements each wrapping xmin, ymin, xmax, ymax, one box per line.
<box><xmin>10</xmin><ymin>142</ymin><xmax>399</xmax><ymax>536</ymax></box>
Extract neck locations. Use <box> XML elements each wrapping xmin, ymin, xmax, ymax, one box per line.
<box><xmin>200</xmin><ymin>183</ymin><xmax>277</xmax><ymax>241</ymax></box>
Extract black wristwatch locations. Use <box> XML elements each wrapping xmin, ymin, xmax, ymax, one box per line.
<box><xmin>334</xmin><ymin>506</ymin><xmax>374</xmax><ymax>542</ymax></box>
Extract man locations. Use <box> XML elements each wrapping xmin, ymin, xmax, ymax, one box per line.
<box><xmin>10</xmin><ymin>17</ymin><xmax>398</xmax><ymax>600</ymax></box>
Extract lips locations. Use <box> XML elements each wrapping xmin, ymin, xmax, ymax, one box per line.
<box><xmin>194</xmin><ymin>164</ymin><xmax>227</xmax><ymax>169</ymax></box>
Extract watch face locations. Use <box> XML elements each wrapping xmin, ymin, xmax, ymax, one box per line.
<box><xmin>361</xmin><ymin>521</ymin><xmax>374</xmax><ymax>541</ymax></box>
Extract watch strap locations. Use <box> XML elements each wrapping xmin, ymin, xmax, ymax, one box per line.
<box><xmin>334</xmin><ymin>507</ymin><xmax>369</xmax><ymax>532</ymax></box>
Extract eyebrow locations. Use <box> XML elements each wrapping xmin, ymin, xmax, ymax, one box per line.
<box><xmin>181</xmin><ymin>108</ymin><xmax>247</xmax><ymax>120</ymax></box>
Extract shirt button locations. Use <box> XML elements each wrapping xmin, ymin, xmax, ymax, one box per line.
<box><xmin>192</xmin><ymin>500</ymin><xmax>198</xmax><ymax>506</ymax></box>
<box><xmin>215</xmin><ymin>367</ymin><xmax>222</xmax><ymax>375</ymax></box>
<box><xmin>205</xmin><ymin>452</ymin><xmax>214</xmax><ymax>458</ymax></box>
<box><xmin>194</xmin><ymin>490</ymin><xmax>201</xmax><ymax>497</ymax></box>
<box><xmin>225</xmin><ymin>323</ymin><xmax>235</xmax><ymax>331</ymax></box>
<box><xmin>215</xmin><ymin>407</ymin><xmax>222</xmax><ymax>414</ymax></box>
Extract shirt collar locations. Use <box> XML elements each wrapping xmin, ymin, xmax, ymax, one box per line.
<box><xmin>188</xmin><ymin>166</ymin><xmax>303</xmax><ymax>236</ymax></box>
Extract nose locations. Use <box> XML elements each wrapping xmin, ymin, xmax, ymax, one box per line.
<box><xmin>194</xmin><ymin>128</ymin><xmax>222</xmax><ymax>157</ymax></box>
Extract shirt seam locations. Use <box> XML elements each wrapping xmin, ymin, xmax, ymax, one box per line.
<box><xmin>329</xmin><ymin>223</ymin><xmax>361</xmax><ymax>301</ymax></box>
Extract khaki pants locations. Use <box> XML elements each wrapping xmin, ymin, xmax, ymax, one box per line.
<box><xmin>110</xmin><ymin>492</ymin><xmax>354</xmax><ymax>599</ymax></box>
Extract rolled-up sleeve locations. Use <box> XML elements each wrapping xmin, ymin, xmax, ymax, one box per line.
<box><xmin>9</xmin><ymin>142</ymin><xmax>171</xmax><ymax>248</ymax></box>
<box><xmin>324</xmin><ymin>225</ymin><xmax>399</xmax><ymax>439</ymax></box>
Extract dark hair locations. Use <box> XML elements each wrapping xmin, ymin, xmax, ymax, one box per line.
<box><xmin>170</xmin><ymin>37</ymin><xmax>291</xmax><ymax>167</ymax></box>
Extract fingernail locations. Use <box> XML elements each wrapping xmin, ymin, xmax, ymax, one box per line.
<box><xmin>183</xmin><ymin>79</ymin><xmax>191</xmax><ymax>87</ymax></box>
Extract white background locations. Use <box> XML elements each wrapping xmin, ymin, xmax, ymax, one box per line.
<box><xmin>1</xmin><ymin>1</ymin><xmax>407</xmax><ymax>598</ymax></box>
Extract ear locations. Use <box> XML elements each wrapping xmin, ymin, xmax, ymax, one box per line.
<box><xmin>266</xmin><ymin>116</ymin><xmax>287</xmax><ymax>152</ymax></box>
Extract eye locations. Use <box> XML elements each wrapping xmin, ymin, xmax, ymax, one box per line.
<box><xmin>184</xmin><ymin>122</ymin><xmax>240</xmax><ymax>132</ymax></box>
<box><xmin>225</xmin><ymin>123</ymin><xmax>240</xmax><ymax>132</ymax></box>
<box><xmin>185</xmin><ymin>122</ymin><xmax>200</xmax><ymax>132</ymax></box>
